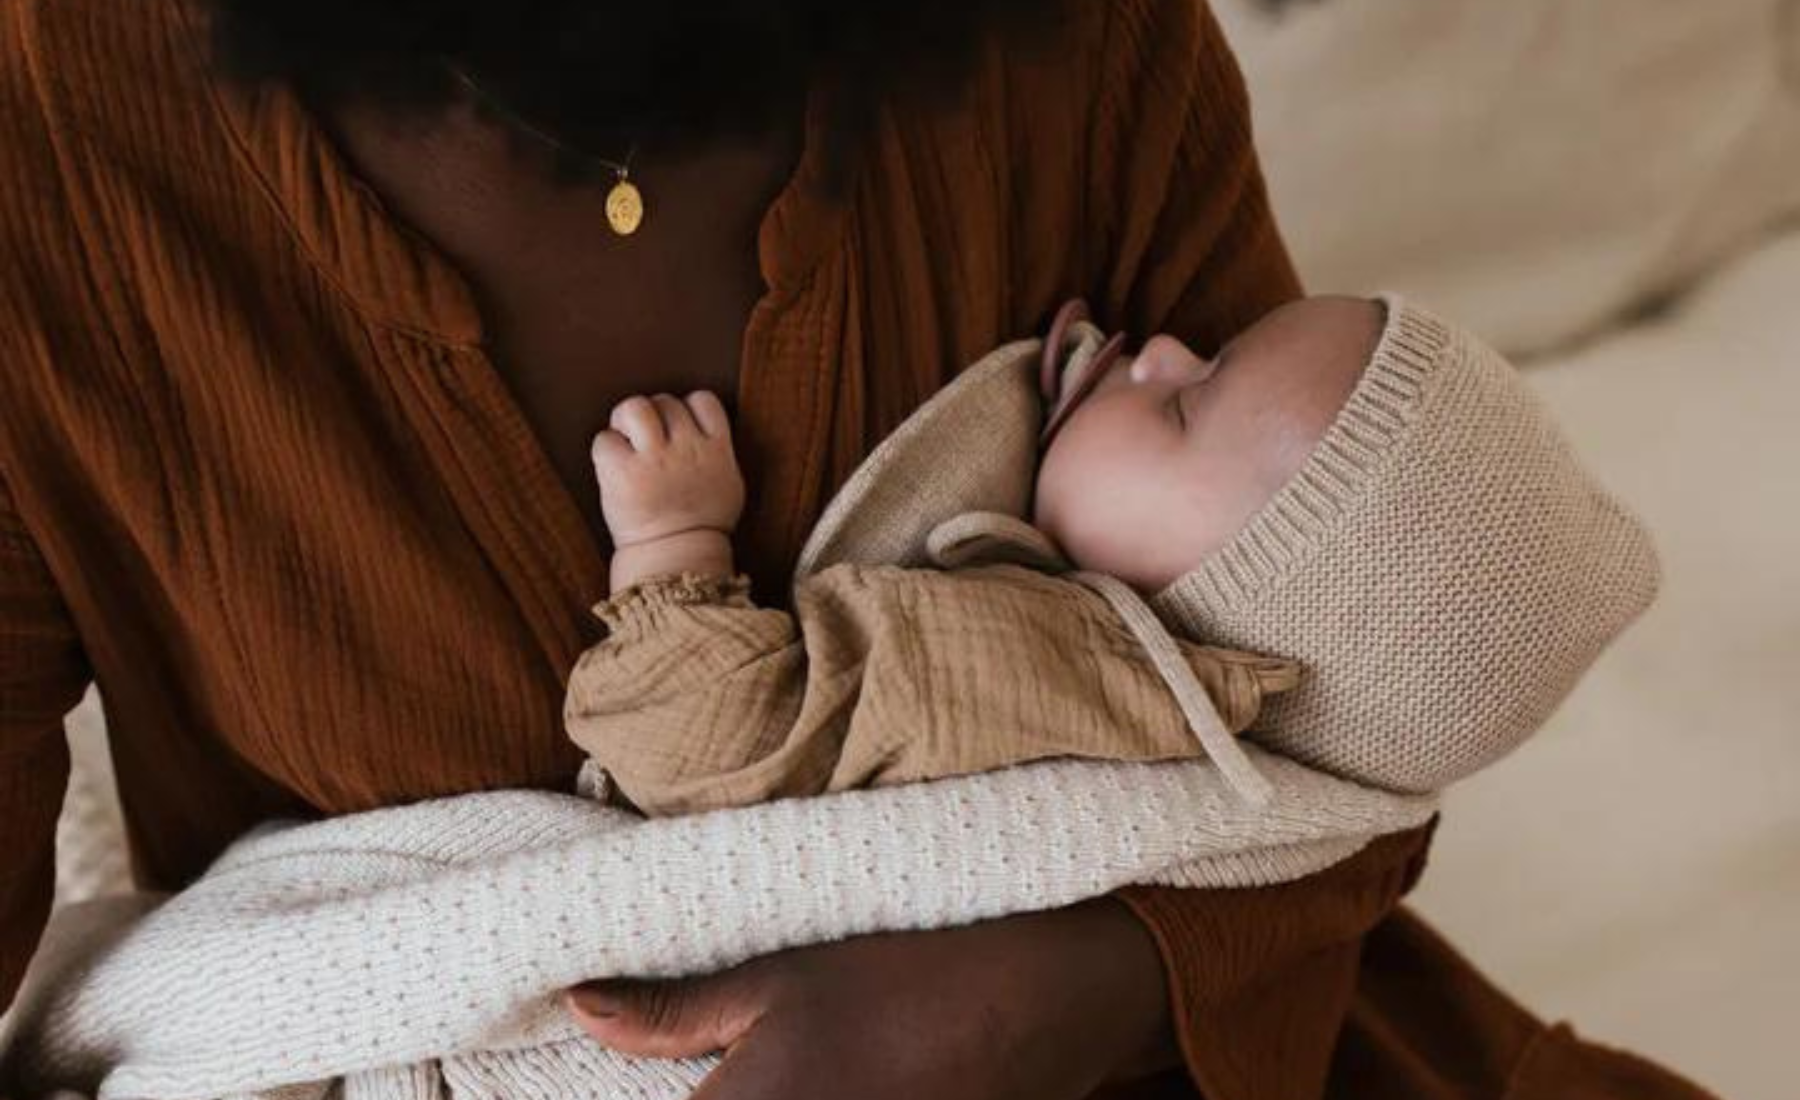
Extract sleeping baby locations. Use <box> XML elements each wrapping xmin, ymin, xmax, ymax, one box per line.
<box><xmin>564</xmin><ymin>297</ymin><xmax>1660</xmax><ymax>814</ymax></box>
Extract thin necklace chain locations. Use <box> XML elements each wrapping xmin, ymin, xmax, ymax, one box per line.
<box><xmin>442</xmin><ymin>60</ymin><xmax>639</xmax><ymax>180</ymax></box>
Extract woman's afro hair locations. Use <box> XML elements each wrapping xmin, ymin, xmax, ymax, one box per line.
<box><xmin>204</xmin><ymin>0</ymin><xmax>1070</xmax><ymax>163</ymax></box>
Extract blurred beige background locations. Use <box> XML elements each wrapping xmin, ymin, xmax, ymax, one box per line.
<box><xmin>45</xmin><ymin>2</ymin><xmax>1800</xmax><ymax>1099</ymax></box>
<box><xmin>1217</xmin><ymin>2</ymin><xmax>1800</xmax><ymax>1098</ymax></box>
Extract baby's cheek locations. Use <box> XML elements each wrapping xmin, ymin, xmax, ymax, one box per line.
<box><xmin>1177</xmin><ymin>445</ymin><xmax>1281</xmax><ymax>562</ymax></box>
<box><xmin>1038</xmin><ymin>479</ymin><xmax>1180</xmax><ymax>591</ymax></box>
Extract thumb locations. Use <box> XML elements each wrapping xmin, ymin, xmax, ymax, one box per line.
<box><xmin>566</xmin><ymin>973</ymin><xmax>768</xmax><ymax>1059</ymax></box>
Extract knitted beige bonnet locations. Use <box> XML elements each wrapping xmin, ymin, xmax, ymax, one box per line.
<box><xmin>795</xmin><ymin>298</ymin><xmax>1660</xmax><ymax>799</ymax></box>
<box><xmin>1150</xmin><ymin>299</ymin><xmax>1661</xmax><ymax>792</ymax></box>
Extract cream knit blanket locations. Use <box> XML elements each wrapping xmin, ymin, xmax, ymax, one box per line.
<box><xmin>4</xmin><ymin>755</ymin><xmax>1435</xmax><ymax>1100</ymax></box>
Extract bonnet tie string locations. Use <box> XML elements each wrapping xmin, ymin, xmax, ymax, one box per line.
<box><xmin>1069</xmin><ymin>572</ymin><xmax>1275</xmax><ymax>808</ymax></box>
<box><xmin>928</xmin><ymin>504</ymin><xmax>1278</xmax><ymax>809</ymax></box>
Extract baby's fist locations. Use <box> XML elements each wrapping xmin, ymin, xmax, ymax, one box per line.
<box><xmin>591</xmin><ymin>392</ymin><xmax>745</xmax><ymax>550</ymax></box>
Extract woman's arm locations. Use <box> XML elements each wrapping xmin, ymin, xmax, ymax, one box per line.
<box><xmin>570</xmin><ymin>895</ymin><xmax>1181</xmax><ymax>1099</ymax></box>
<box><xmin>566</xmin><ymin>829</ymin><xmax>1436</xmax><ymax>1100</ymax></box>
<box><xmin>0</xmin><ymin>469</ymin><xmax>91</xmax><ymax>1016</ymax></box>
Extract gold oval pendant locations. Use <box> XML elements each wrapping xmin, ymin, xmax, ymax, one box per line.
<box><xmin>606</xmin><ymin>179</ymin><xmax>645</xmax><ymax>236</ymax></box>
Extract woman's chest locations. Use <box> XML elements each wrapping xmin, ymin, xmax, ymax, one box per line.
<box><xmin>319</xmin><ymin>103</ymin><xmax>802</xmax><ymax>552</ymax></box>
<box><xmin>81</xmin><ymin>103</ymin><xmax>806</xmax><ymax>812</ymax></box>
<box><xmin>478</xmin><ymin>230</ymin><xmax>768</xmax><ymax>554</ymax></box>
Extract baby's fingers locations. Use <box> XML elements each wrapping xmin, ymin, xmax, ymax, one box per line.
<box><xmin>685</xmin><ymin>392</ymin><xmax>731</xmax><ymax>439</ymax></box>
<box><xmin>590</xmin><ymin>429</ymin><xmax>635</xmax><ymax>472</ymax></box>
<box><xmin>651</xmin><ymin>394</ymin><xmax>697</xmax><ymax>440</ymax></box>
<box><xmin>609</xmin><ymin>396</ymin><xmax>666</xmax><ymax>450</ymax></box>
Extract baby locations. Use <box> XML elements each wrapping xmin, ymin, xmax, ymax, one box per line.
<box><xmin>565</xmin><ymin>297</ymin><xmax>1659</xmax><ymax>814</ymax></box>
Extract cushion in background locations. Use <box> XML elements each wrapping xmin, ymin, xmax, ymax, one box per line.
<box><xmin>54</xmin><ymin>692</ymin><xmax>129</xmax><ymax>907</ymax></box>
<box><xmin>1406</xmin><ymin>225</ymin><xmax>1800</xmax><ymax>1100</ymax></box>
<box><xmin>1216</xmin><ymin>0</ymin><xmax>1800</xmax><ymax>356</ymax></box>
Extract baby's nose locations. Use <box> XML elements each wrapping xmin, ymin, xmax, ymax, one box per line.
<box><xmin>1130</xmin><ymin>335</ymin><xmax>1216</xmax><ymax>385</ymax></box>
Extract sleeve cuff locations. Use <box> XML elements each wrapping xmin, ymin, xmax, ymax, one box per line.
<box><xmin>591</xmin><ymin>573</ymin><xmax>753</xmax><ymax>637</ymax></box>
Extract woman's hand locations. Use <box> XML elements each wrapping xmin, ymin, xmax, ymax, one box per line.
<box><xmin>566</xmin><ymin>897</ymin><xmax>1180</xmax><ymax>1099</ymax></box>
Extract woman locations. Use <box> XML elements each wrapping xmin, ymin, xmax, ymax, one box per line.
<box><xmin>0</xmin><ymin>0</ymin><xmax>1714</xmax><ymax>1097</ymax></box>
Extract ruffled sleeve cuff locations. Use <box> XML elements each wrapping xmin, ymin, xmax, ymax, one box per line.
<box><xmin>590</xmin><ymin>573</ymin><xmax>754</xmax><ymax>638</ymax></box>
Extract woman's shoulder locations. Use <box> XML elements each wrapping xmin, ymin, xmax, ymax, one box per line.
<box><xmin>0</xmin><ymin>0</ymin><xmax>264</xmax><ymax>387</ymax></box>
<box><xmin>0</xmin><ymin>0</ymin><xmax>266</xmax><ymax>462</ymax></box>
<box><xmin>0</xmin><ymin>0</ymin><xmax>213</xmax><ymax>292</ymax></box>
<box><xmin>0</xmin><ymin>0</ymin><xmax>204</xmax><ymax>187</ymax></box>
<box><xmin>849</xmin><ymin>0</ymin><xmax>1260</xmax><ymax>337</ymax></box>
<box><xmin>939</xmin><ymin>0</ymin><xmax>1248</xmax><ymax>178</ymax></box>
<box><xmin>0</xmin><ymin>0</ymin><xmax>93</xmax><ymax>422</ymax></box>
<box><xmin>1022</xmin><ymin>0</ymin><xmax>1255</xmax><ymax>229</ymax></box>
<box><xmin>0</xmin><ymin>0</ymin><xmax>67</xmax><ymax>238</ymax></box>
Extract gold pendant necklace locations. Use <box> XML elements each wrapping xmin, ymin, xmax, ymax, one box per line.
<box><xmin>445</xmin><ymin>60</ymin><xmax>647</xmax><ymax>238</ymax></box>
<box><xmin>604</xmin><ymin>171</ymin><xmax>645</xmax><ymax>237</ymax></box>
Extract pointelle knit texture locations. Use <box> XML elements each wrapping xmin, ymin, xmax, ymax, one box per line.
<box><xmin>4</xmin><ymin>763</ymin><xmax>1436</xmax><ymax>1100</ymax></box>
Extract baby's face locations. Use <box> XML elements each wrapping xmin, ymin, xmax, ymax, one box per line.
<box><xmin>1034</xmin><ymin>296</ymin><xmax>1383</xmax><ymax>591</ymax></box>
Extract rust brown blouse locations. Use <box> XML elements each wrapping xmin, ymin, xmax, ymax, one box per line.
<box><xmin>0</xmin><ymin>0</ymin><xmax>1715</xmax><ymax>1097</ymax></box>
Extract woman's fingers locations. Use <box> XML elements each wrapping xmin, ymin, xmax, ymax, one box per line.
<box><xmin>566</xmin><ymin>970</ymin><xmax>768</xmax><ymax>1060</ymax></box>
<box><xmin>565</xmin><ymin>908</ymin><xmax>1151</xmax><ymax>1100</ymax></box>
<box><xmin>568</xmin><ymin>969</ymin><xmax>812</xmax><ymax>1100</ymax></box>
<box><xmin>609</xmin><ymin>396</ymin><xmax>666</xmax><ymax>450</ymax></box>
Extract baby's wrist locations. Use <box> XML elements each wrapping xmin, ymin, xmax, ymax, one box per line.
<box><xmin>609</xmin><ymin>527</ymin><xmax>736</xmax><ymax>593</ymax></box>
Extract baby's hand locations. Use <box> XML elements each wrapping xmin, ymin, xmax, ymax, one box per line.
<box><xmin>592</xmin><ymin>392</ymin><xmax>745</xmax><ymax>571</ymax></box>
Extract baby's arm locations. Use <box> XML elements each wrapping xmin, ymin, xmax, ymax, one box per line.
<box><xmin>591</xmin><ymin>391</ymin><xmax>743</xmax><ymax>593</ymax></box>
<box><xmin>574</xmin><ymin>392</ymin><xmax>835</xmax><ymax>815</ymax></box>
<box><xmin>564</xmin><ymin>575</ymin><xmax>826</xmax><ymax>816</ymax></box>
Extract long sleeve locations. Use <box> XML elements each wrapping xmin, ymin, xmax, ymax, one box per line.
<box><xmin>1117</xmin><ymin>827</ymin><xmax>1435</xmax><ymax>1100</ymax></box>
<box><xmin>0</xmin><ymin>470</ymin><xmax>90</xmax><ymax>1015</ymax></box>
<box><xmin>565</xmin><ymin>565</ymin><xmax>1299</xmax><ymax>818</ymax></box>
<box><xmin>0</xmin><ymin>4</ymin><xmax>87</xmax><ymax>1019</ymax></box>
<box><xmin>563</xmin><ymin>575</ymin><xmax>835</xmax><ymax>816</ymax></box>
